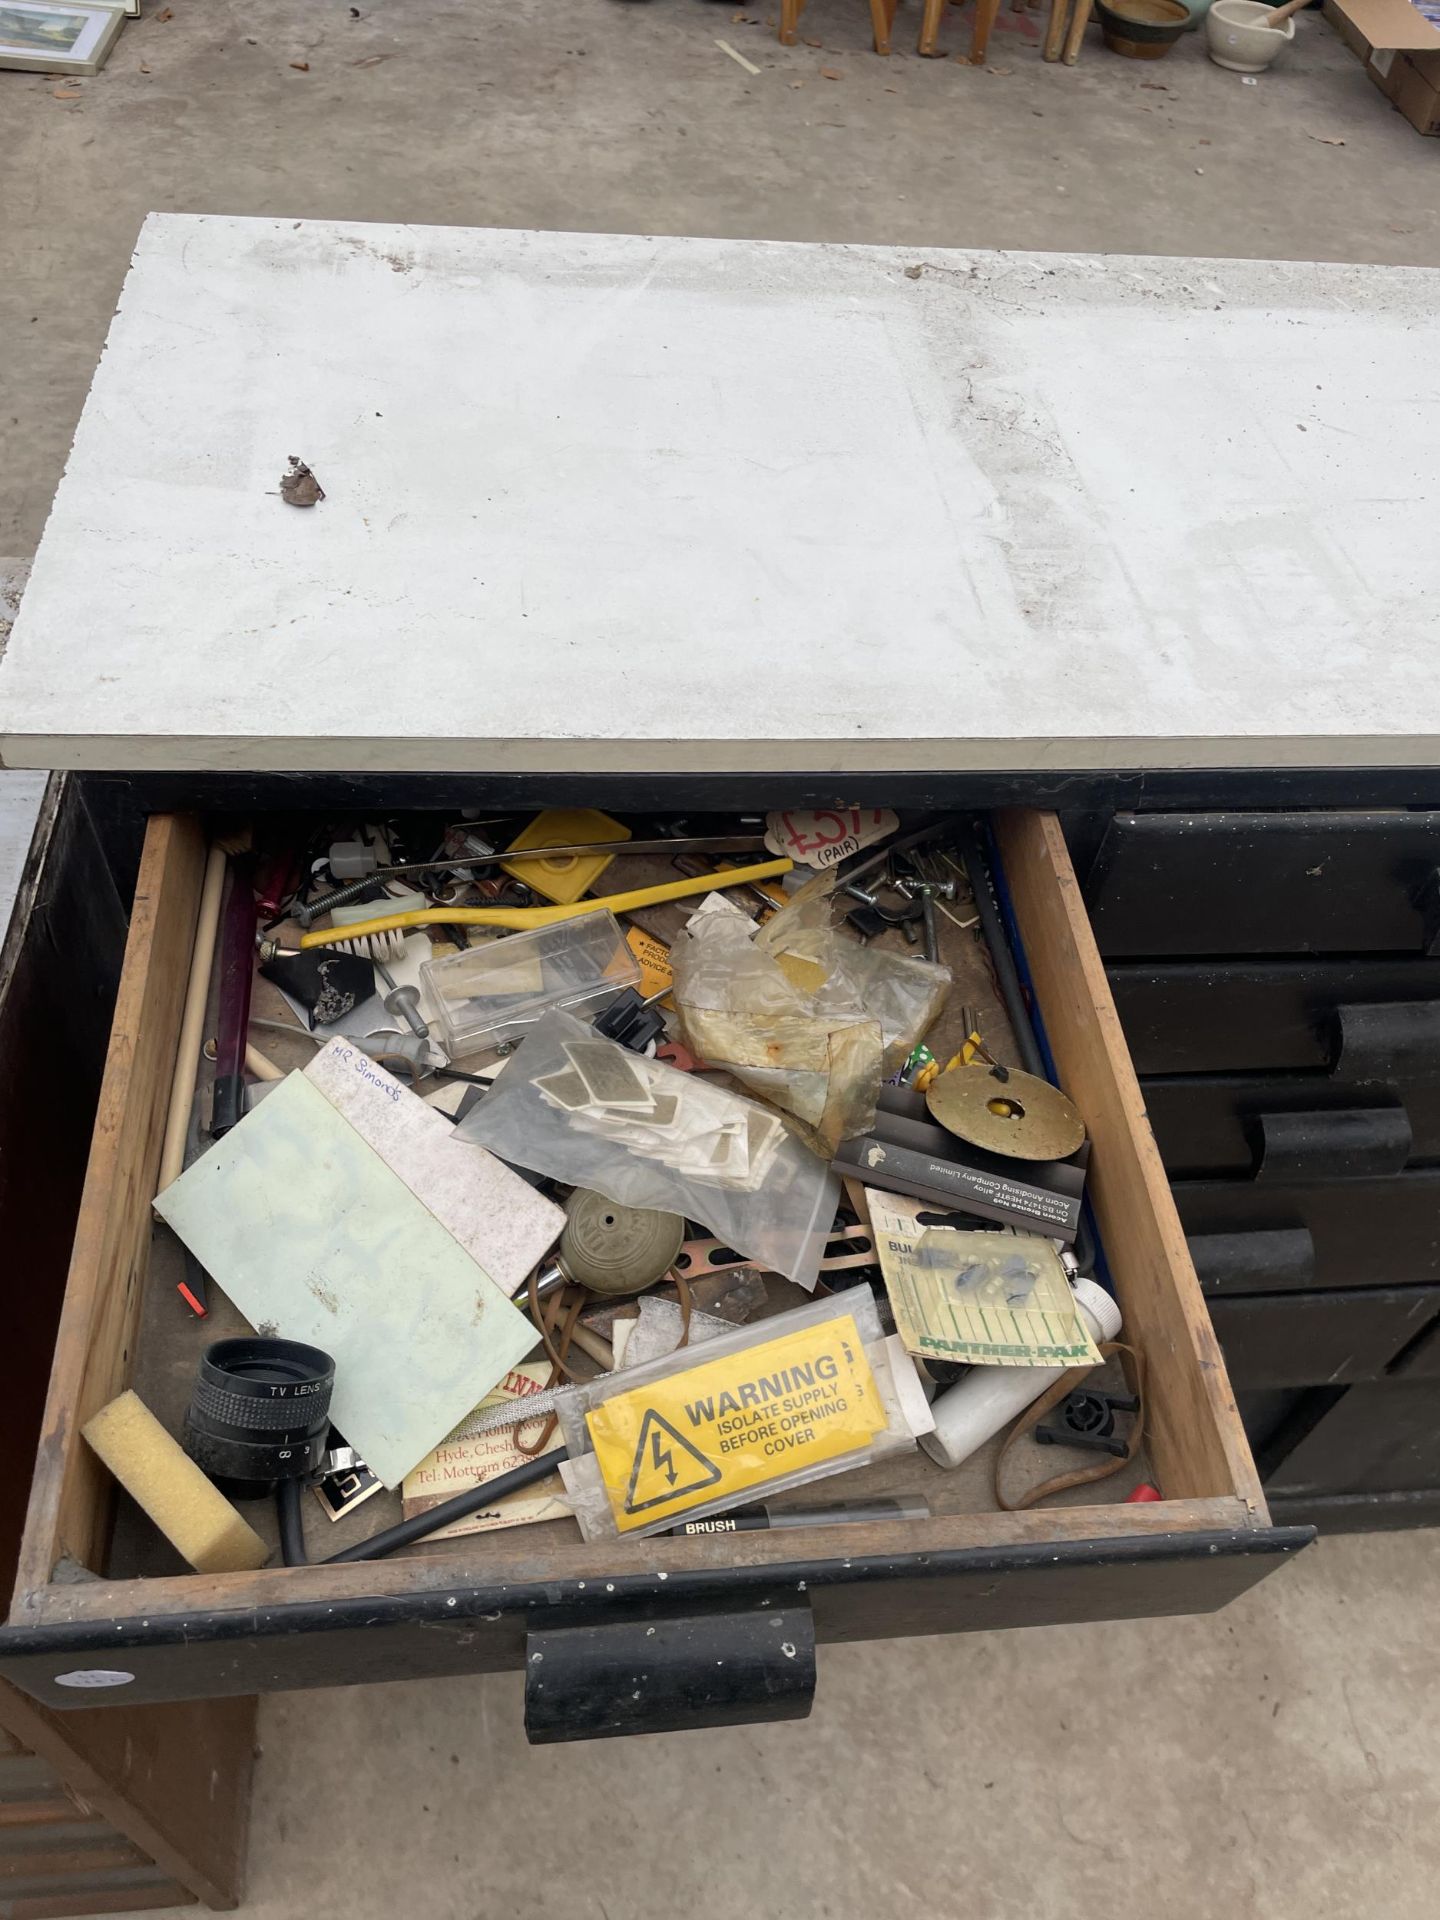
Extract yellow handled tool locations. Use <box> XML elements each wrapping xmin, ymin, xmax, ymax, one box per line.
<box><xmin>297</xmin><ymin>858</ymin><xmax>795</xmax><ymax>951</ymax></box>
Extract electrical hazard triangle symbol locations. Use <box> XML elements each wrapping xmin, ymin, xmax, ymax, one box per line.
<box><xmin>623</xmin><ymin>1408</ymin><xmax>722</xmax><ymax>1515</ymax></box>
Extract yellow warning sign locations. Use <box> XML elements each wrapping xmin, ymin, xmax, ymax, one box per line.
<box><xmin>585</xmin><ymin>1314</ymin><xmax>886</xmax><ymax>1533</ymax></box>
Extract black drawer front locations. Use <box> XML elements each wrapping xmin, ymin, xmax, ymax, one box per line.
<box><xmin>1174</xmin><ymin>1170</ymin><xmax>1440</xmax><ymax>1289</ymax></box>
<box><xmin>1266</xmin><ymin>1489</ymin><xmax>1440</xmax><ymax>1532</ymax></box>
<box><xmin>1209</xmin><ymin>1288</ymin><xmax>1440</xmax><ymax>1388</ymax></box>
<box><xmin>0</xmin><ymin>1532</ymin><xmax>1310</xmax><ymax>1712</ymax></box>
<box><xmin>1086</xmin><ymin>811</ymin><xmax>1440</xmax><ymax>958</ymax></box>
<box><xmin>1111</xmin><ymin>959</ymin><xmax>1440</xmax><ymax>1075</ymax></box>
<box><xmin>1145</xmin><ymin>1077</ymin><xmax>1440</xmax><ymax>1178</ymax></box>
<box><xmin>1264</xmin><ymin>1383</ymin><xmax>1440</xmax><ymax>1498</ymax></box>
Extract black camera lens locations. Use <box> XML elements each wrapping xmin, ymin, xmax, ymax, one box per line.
<box><xmin>184</xmin><ymin>1337</ymin><xmax>336</xmax><ymax>1500</ymax></box>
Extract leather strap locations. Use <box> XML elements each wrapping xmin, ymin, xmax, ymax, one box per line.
<box><xmin>994</xmin><ymin>1342</ymin><xmax>1146</xmax><ymax>1511</ymax></box>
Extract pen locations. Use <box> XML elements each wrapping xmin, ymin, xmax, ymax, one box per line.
<box><xmin>668</xmin><ymin>1497</ymin><xmax>930</xmax><ymax>1536</ymax></box>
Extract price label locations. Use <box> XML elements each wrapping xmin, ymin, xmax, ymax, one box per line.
<box><xmin>764</xmin><ymin>808</ymin><xmax>897</xmax><ymax>870</ymax></box>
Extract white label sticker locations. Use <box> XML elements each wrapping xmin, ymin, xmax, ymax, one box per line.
<box><xmin>764</xmin><ymin>808</ymin><xmax>898</xmax><ymax>869</ymax></box>
<box><xmin>53</xmin><ymin>1669</ymin><xmax>136</xmax><ymax>1690</ymax></box>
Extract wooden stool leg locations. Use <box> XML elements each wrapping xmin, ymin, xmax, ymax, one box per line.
<box><xmin>1062</xmin><ymin>0</ymin><xmax>1093</xmax><ymax>60</ymax></box>
<box><xmin>1043</xmin><ymin>0</ymin><xmax>1069</xmax><ymax>59</ymax></box>
<box><xmin>918</xmin><ymin>0</ymin><xmax>946</xmax><ymax>55</ymax></box>
<box><xmin>970</xmin><ymin>0</ymin><xmax>1003</xmax><ymax>60</ymax></box>
<box><xmin>869</xmin><ymin>0</ymin><xmax>895</xmax><ymax>53</ymax></box>
<box><xmin>779</xmin><ymin>0</ymin><xmax>804</xmax><ymax>46</ymax></box>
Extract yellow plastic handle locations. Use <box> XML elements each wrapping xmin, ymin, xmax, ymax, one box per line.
<box><xmin>297</xmin><ymin>858</ymin><xmax>795</xmax><ymax>951</ymax></box>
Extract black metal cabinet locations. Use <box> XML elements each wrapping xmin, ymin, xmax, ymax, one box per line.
<box><xmin>1091</xmin><ymin>807</ymin><xmax>1440</xmax><ymax>1532</ymax></box>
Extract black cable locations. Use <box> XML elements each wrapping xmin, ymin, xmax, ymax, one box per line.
<box><xmin>277</xmin><ymin>1477</ymin><xmax>309</xmax><ymax>1567</ymax></box>
<box><xmin>323</xmin><ymin>1447</ymin><xmax>569</xmax><ymax>1565</ymax></box>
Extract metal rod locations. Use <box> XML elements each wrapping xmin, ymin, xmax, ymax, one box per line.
<box><xmin>294</xmin><ymin>835</ymin><xmax>770</xmax><ymax>925</ymax></box>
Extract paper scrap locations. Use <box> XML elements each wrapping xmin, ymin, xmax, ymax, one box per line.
<box><xmin>304</xmin><ymin>1037</ymin><xmax>563</xmax><ymax>1294</ymax></box>
<box><xmin>625</xmin><ymin>925</ymin><xmax>673</xmax><ymax>999</ymax></box>
<box><xmin>402</xmin><ymin>1363</ymin><xmax>569</xmax><ymax>1539</ymax></box>
<box><xmin>866</xmin><ymin>1190</ymin><xmax>1101</xmax><ymax>1368</ymax></box>
<box><xmin>715</xmin><ymin>36</ymin><xmax>761</xmax><ymax>73</ymax></box>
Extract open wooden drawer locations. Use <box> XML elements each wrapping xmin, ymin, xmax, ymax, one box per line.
<box><xmin>0</xmin><ymin>808</ymin><xmax>1311</xmax><ymax>1734</ymax></box>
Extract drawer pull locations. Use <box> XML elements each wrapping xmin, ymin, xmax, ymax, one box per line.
<box><xmin>1333</xmin><ymin>1002</ymin><xmax>1440</xmax><ymax>1084</ymax></box>
<box><xmin>1188</xmin><ymin>1228</ymin><xmax>1316</xmax><ymax>1294</ymax></box>
<box><xmin>524</xmin><ymin>1604</ymin><xmax>815</xmax><ymax>1744</ymax></box>
<box><xmin>1256</xmin><ymin>1108</ymin><xmax>1412</xmax><ymax>1182</ymax></box>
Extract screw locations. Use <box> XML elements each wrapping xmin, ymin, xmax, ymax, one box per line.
<box><xmin>895</xmin><ymin>875</ymin><xmax>954</xmax><ymax>965</ymax></box>
<box><xmin>375</xmin><ymin>962</ymin><xmax>429</xmax><ymax>1040</ymax></box>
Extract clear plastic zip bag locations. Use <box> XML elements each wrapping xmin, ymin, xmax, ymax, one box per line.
<box><xmin>454</xmin><ymin>1008</ymin><xmax>839</xmax><ymax>1290</ymax></box>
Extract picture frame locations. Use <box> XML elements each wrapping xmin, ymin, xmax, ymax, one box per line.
<box><xmin>0</xmin><ymin>1</ymin><xmax>125</xmax><ymax>73</ymax></box>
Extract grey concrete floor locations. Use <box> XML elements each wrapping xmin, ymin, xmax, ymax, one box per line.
<box><xmin>246</xmin><ymin>1528</ymin><xmax>1440</xmax><ymax>1920</ymax></box>
<box><xmin>4</xmin><ymin>1</ymin><xmax>1439</xmax><ymax>1913</ymax></box>
<box><xmin>4</xmin><ymin>0</ymin><xmax>1440</xmax><ymax>550</ymax></box>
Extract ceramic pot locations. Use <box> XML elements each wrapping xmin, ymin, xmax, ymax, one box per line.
<box><xmin>1096</xmin><ymin>0</ymin><xmax>1190</xmax><ymax>56</ymax></box>
<box><xmin>1206</xmin><ymin>0</ymin><xmax>1295</xmax><ymax>70</ymax></box>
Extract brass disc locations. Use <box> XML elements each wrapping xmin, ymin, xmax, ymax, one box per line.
<box><xmin>925</xmin><ymin>1065</ymin><xmax>1086</xmax><ymax>1161</ymax></box>
<box><xmin>559</xmin><ymin>1190</ymin><xmax>687</xmax><ymax>1297</ymax></box>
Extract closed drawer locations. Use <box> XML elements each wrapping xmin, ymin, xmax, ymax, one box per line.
<box><xmin>1109</xmin><ymin>958</ymin><xmax>1440</xmax><ymax>1076</ymax></box>
<box><xmin>1263</xmin><ymin>1383</ymin><xmax>1440</xmax><ymax>1500</ymax></box>
<box><xmin>1086</xmin><ymin>811</ymin><xmax>1440</xmax><ymax>958</ymax></box>
<box><xmin>1208</xmin><ymin>1288</ymin><xmax>1440</xmax><ymax>1389</ymax></box>
<box><xmin>1175</xmin><ymin>1170</ymin><xmax>1440</xmax><ymax>1290</ymax></box>
<box><xmin>0</xmin><ymin>810</ymin><xmax>1302</xmax><ymax>1721</ymax></box>
<box><xmin>1144</xmin><ymin>1076</ymin><xmax>1440</xmax><ymax>1179</ymax></box>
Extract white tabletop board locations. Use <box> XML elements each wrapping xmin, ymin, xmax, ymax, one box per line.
<box><xmin>2</xmin><ymin>215</ymin><xmax>1437</xmax><ymax>776</ymax></box>
<box><xmin>0</xmin><ymin>563</ymin><xmax>46</xmax><ymax>934</ymax></box>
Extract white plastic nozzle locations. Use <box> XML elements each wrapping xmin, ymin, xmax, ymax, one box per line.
<box><xmin>919</xmin><ymin>1277</ymin><xmax>1121</xmax><ymax>1471</ymax></box>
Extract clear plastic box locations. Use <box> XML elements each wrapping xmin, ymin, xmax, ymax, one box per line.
<box><xmin>419</xmin><ymin>911</ymin><xmax>641</xmax><ymax>1057</ymax></box>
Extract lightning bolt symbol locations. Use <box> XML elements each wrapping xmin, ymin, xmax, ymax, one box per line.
<box><xmin>651</xmin><ymin>1427</ymin><xmax>680</xmax><ymax>1487</ymax></box>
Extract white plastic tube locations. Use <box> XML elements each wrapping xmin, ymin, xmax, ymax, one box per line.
<box><xmin>157</xmin><ymin>843</ymin><xmax>228</xmax><ymax>1196</ymax></box>
<box><xmin>919</xmin><ymin>1276</ymin><xmax>1122</xmax><ymax>1470</ymax></box>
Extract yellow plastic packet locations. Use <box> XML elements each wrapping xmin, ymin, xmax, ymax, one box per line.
<box><xmin>556</xmin><ymin>1288</ymin><xmax>934</xmax><ymax>1540</ymax></box>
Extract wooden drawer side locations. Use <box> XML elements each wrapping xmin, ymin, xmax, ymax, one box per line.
<box><xmin>13</xmin><ymin>816</ymin><xmax>207</xmax><ymax>1607</ymax></box>
<box><xmin>996</xmin><ymin>810</ymin><xmax>1266</xmax><ymax>1514</ymax></box>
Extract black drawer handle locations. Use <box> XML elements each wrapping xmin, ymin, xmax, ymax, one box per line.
<box><xmin>1256</xmin><ymin>1108</ymin><xmax>1412</xmax><ymax>1182</ymax></box>
<box><xmin>1188</xmin><ymin>1228</ymin><xmax>1316</xmax><ymax>1295</ymax></box>
<box><xmin>524</xmin><ymin>1603</ymin><xmax>816</xmax><ymax>1743</ymax></box>
<box><xmin>1333</xmin><ymin>1002</ymin><xmax>1440</xmax><ymax>1084</ymax></box>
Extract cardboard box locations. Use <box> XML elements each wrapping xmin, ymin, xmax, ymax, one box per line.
<box><xmin>1323</xmin><ymin>0</ymin><xmax>1373</xmax><ymax>54</ymax></box>
<box><xmin>1384</xmin><ymin>49</ymin><xmax>1440</xmax><ymax>128</ymax></box>
<box><xmin>1327</xmin><ymin>0</ymin><xmax>1440</xmax><ymax>131</ymax></box>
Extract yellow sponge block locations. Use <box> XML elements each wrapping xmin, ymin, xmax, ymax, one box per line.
<box><xmin>82</xmin><ymin>1391</ymin><xmax>269</xmax><ymax>1575</ymax></box>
